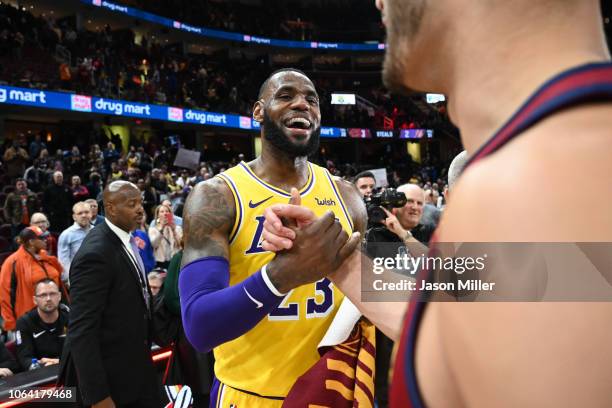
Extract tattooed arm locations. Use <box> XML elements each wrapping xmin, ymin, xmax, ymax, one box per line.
<box><xmin>178</xmin><ymin>177</ymin><xmax>286</xmax><ymax>352</ymax></box>
<box><xmin>181</xmin><ymin>177</ymin><xmax>234</xmax><ymax>265</ymax></box>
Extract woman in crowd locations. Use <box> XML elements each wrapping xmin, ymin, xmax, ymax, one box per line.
<box><xmin>0</xmin><ymin>227</ymin><xmax>63</xmax><ymax>331</ymax></box>
<box><xmin>148</xmin><ymin>204</ymin><xmax>182</xmax><ymax>269</ymax></box>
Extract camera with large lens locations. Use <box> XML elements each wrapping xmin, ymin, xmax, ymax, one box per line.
<box><xmin>363</xmin><ymin>187</ymin><xmax>408</xmax><ymax>257</ymax></box>
<box><xmin>364</xmin><ymin>187</ymin><xmax>407</xmax><ymax>228</ymax></box>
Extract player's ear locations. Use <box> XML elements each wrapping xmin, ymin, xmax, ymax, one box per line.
<box><xmin>253</xmin><ymin>100</ymin><xmax>264</xmax><ymax>123</ymax></box>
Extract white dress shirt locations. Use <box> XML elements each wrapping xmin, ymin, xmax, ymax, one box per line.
<box><xmin>105</xmin><ymin>219</ymin><xmax>148</xmax><ymax>287</ymax></box>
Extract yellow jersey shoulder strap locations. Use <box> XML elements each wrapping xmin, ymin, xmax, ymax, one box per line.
<box><xmin>308</xmin><ymin>163</ymin><xmax>355</xmax><ymax>232</ymax></box>
<box><xmin>215</xmin><ymin>167</ymin><xmax>244</xmax><ymax>244</ymax></box>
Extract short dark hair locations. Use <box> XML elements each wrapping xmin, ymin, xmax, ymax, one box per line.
<box><xmin>34</xmin><ymin>278</ymin><xmax>58</xmax><ymax>294</ymax></box>
<box><xmin>258</xmin><ymin>68</ymin><xmax>310</xmax><ymax>99</ymax></box>
<box><xmin>15</xmin><ymin>178</ymin><xmax>25</xmax><ymax>185</ymax></box>
<box><xmin>353</xmin><ymin>171</ymin><xmax>376</xmax><ymax>184</ymax></box>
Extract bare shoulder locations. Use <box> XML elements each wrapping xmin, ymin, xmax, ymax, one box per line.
<box><xmin>334</xmin><ymin>176</ymin><xmax>367</xmax><ymax>234</ymax></box>
<box><xmin>181</xmin><ymin>177</ymin><xmax>236</xmax><ymax>264</ymax></box>
<box><xmin>438</xmin><ymin>106</ymin><xmax>612</xmax><ymax>242</ymax></box>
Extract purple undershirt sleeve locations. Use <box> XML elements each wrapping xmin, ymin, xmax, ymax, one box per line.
<box><xmin>178</xmin><ymin>256</ymin><xmax>284</xmax><ymax>353</ymax></box>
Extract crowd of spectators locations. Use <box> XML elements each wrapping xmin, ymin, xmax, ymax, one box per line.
<box><xmin>0</xmin><ymin>125</ymin><xmax>450</xmax><ymax>384</ymax></box>
<box><xmin>121</xmin><ymin>0</ymin><xmax>383</xmax><ymax>43</ymax></box>
<box><xmin>0</xmin><ymin>3</ymin><xmax>447</xmax><ymax>131</ymax></box>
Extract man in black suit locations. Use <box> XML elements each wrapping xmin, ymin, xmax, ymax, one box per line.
<box><xmin>58</xmin><ymin>181</ymin><xmax>161</xmax><ymax>408</ymax></box>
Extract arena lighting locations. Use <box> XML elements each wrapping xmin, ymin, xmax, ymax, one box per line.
<box><xmin>331</xmin><ymin>93</ymin><xmax>356</xmax><ymax>105</ymax></box>
<box><xmin>152</xmin><ymin>349</ymin><xmax>172</xmax><ymax>362</ymax></box>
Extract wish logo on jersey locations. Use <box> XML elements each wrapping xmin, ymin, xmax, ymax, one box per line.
<box><xmin>315</xmin><ymin>197</ymin><xmax>336</xmax><ymax>206</ymax></box>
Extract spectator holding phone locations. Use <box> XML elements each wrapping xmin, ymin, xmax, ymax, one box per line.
<box><xmin>148</xmin><ymin>204</ymin><xmax>182</xmax><ymax>269</ymax></box>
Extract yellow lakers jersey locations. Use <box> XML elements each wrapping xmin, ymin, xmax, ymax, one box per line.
<box><xmin>215</xmin><ymin>161</ymin><xmax>354</xmax><ymax>397</ymax></box>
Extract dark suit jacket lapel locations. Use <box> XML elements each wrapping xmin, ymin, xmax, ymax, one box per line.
<box><xmin>99</xmin><ymin>223</ymin><xmax>148</xmax><ymax>308</ymax></box>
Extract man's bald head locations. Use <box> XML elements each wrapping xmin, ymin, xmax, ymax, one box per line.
<box><xmin>397</xmin><ymin>183</ymin><xmax>425</xmax><ymax>200</ymax></box>
<box><xmin>448</xmin><ymin>150</ymin><xmax>468</xmax><ymax>191</ymax></box>
<box><xmin>30</xmin><ymin>212</ymin><xmax>50</xmax><ymax>231</ymax></box>
<box><xmin>103</xmin><ymin>180</ymin><xmax>139</xmax><ymax>202</ymax></box>
<box><xmin>394</xmin><ymin>183</ymin><xmax>425</xmax><ymax>229</ymax></box>
<box><xmin>103</xmin><ymin>181</ymin><xmax>143</xmax><ymax>232</ymax></box>
<box><xmin>52</xmin><ymin>171</ymin><xmax>63</xmax><ymax>185</ymax></box>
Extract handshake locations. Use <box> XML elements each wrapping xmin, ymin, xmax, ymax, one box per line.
<box><xmin>263</xmin><ymin>188</ymin><xmax>361</xmax><ymax>294</ymax></box>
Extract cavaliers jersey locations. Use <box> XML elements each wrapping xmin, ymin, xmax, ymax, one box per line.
<box><xmin>215</xmin><ymin>160</ymin><xmax>354</xmax><ymax>398</ymax></box>
<box><xmin>391</xmin><ymin>62</ymin><xmax>612</xmax><ymax>408</ymax></box>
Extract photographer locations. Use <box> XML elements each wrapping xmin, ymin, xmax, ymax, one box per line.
<box><xmin>365</xmin><ymin>184</ymin><xmax>435</xmax><ymax>255</ymax></box>
<box><xmin>354</xmin><ymin>171</ymin><xmax>376</xmax><ymax>198</ymax></box>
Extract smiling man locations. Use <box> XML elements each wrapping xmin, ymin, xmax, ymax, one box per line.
<box><xmin>179</xmin><ymin>68</ymin><xmax>362</xmax><ymax>407</ymax></box>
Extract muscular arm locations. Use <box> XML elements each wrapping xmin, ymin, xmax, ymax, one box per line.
<box><xmin>178</xmin><ymin>178</ymin><xmax>284</xmax><ymax>352</ymax></box>
<box><xmin>333</xmin><ymin>179</ymin><xmax>409</xmax><ymax>341</ymax></box>
<box><xmin>181</xmin><ymin>177</ymin><xmax>233</xmax><ymax>264</ymax></box>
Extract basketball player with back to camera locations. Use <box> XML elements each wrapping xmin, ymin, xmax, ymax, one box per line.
<box><xmin>261</xmin><ymin>0</ymin><xmax>612</xmax><ymax>407</ymax></box>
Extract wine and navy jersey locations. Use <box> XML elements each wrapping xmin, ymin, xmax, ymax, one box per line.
<box><xmin>215</xmin><ymin>161</ymin><xmax>354</xmax><ymax>398</ymax></box>
<box><xmin>390</xmin><ymin>62</ymin><xmax>612</xmax><ymax>408</ymax></box>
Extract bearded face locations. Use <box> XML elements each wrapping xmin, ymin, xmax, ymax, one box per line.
<box><xmin>262</xmin><ymin>108</ymin><xmax>321</xmax><ymax>158</ymax></box>
<box><xmin>259</xmin><ymin>71</ymin><xmax>322</xmax><ymax>159</ymax></box>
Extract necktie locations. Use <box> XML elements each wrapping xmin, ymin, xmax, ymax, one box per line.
<box><xmin>129</xmin><ymin>235</ymin><xmax>150</xmax><ymax>312</ymax></box>
<box><xmin>129</xmin><ymin>235</ymin><xmax>146</xmax><ymax>276</ymax></box>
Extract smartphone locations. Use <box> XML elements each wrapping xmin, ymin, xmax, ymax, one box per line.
<box><xmin>166</xmin><ymin>212</ymin><xmax>174</xmax><ymax>225</ymax></box>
